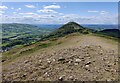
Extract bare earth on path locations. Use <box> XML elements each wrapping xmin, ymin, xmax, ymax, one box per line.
<box><xmin>2</xmin><ymin>34</ymin><xmax>119</xmax><ymax>81</ymax></box>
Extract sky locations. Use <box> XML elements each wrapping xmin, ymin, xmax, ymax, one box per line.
<box><xmin>0</xmin><ymin>2</ymin><xmax>118</xmax><ymax>24</ymax></box>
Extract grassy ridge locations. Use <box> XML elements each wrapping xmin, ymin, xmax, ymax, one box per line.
<box><xmin>2</xmin><ymin>39</ymin><xmax>62</xmax><ymax>63</ymax></box>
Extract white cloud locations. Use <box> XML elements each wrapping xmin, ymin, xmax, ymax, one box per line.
<box><xmin>59</xmin><ymin>13</ymin><xmax>64</xmax><ymax>15</ymax></box>
<box><xmin>100</xmin><ymin>11</ymin><xmax>109</xmax><ymax>14</ymax></box>
<box><xmin>1</xmin><ymin>7</ymin><xmax>117</xmax><ymax>24</ymax></box>
<box><xmin>16</xmin><ymin>8</ymin><xmax>21</xmax><ymax>11</ymax></box>
<box><xmin>2</xmin><ymin>13</ymin><xmax>117</xmax><ymax>24</ymax></box>
<box><xmin>0</xmin><ymin>11</ymin><xmax>5</xmax><ymax>14</ymax></box>
<box><xmin>25</xmin><ymin>5</ymin><xmax>36</xmax><ymax>8</ymax></box>
<box><xmin>19</xmin><ymin>12</ymin><xmax>36</xmax><ymax>15</ymax></box>
<box><xmin>37</xmin><ymin>4</ymin><xmax>60</xmax><ymax>14</ymax></box>
<box><xmin>0</xmin><ymin>11</ymin><xmax>4</xmax><ymax>16</ymax></box>
<box><xmin>88</xmin><ymin>10</ymin><xmax>109</xmax><ymax>15</ymax></box>
<box><xmin>37</xmin><ymin>9</ymin><xmax>57</xmax><ymax>13</ymax></box>
<box><xmin>88</xmin><ymin>11</ymin><xmax>99</xmax><ymax>13</ymax></box>
<box><xmin>0</xmin><ymin>6</ymin><xmax>8</xmax><ymax>10</ymax></box>
<box><xmin>44</xmin><ymin>5</ymin><xmax>60</xmax><ymax>9</ymax></box>
<box><xmin>13</xmin><ymin>12</ymin><xmax>17</xmax><ymax>14</ymax></box>
<box><xmin>11</xmin><ymin>7</ymin><xmax>14</xmax><ymax>9</ymax></box>
<box><xmin>0</xmin><ymin>6</ymin><xmax>7</xmax><ymax>16</ymax></box>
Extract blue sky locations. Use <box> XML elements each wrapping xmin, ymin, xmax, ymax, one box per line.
<box><xmin>0</xmin><ymin>2</ymin><xmax>118</xmax><ymax>24</ymax></box>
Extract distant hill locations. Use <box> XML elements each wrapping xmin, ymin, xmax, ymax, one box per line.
<box><xmin>97</xmin><ymin>29</ymin><xmax>120</xmax><ymax>38</ymax></box>
<box><xmin>42</xmin><ymin>22</ymin><xmax>94</xmax><ymax>40</ymax></box>
<box><xmin>1</xmin><ymin>23</ymin><xmax>54</xmax><ymax>52</ymax></box>
<box><xmin>82</xmin><ymin>24</ymin><xmax>118</xmax><ymax>31</ymax></box>
<box><xmin>2</xmin><ymin>23</ymin><xmax>53</xmax><ymax>37</ymax></box>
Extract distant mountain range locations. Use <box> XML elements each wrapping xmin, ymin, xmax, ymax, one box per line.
<box><xmin>33</xmin><ymin>24</ymin><xmax>118</xmax><ymax>31</ymax></box>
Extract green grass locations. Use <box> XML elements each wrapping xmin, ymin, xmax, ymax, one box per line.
<box><xmin>93</xmin><ymin>33</ymin><xmax>119</xmax><ymax>41</ymax></box>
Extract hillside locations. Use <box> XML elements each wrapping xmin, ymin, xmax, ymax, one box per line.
<box><xmin>97</xmin><ymin>29</ymin><xmax>120</xmax><ymax>38</ymax></box>
<box><xmin>2</xmin><ymin>33</ymin><xmax>118</xmax><ymax>81</ymax></box>
<box><xmin>1</xmin><ymin>23</ymin><xmax>54</xmax><ymax>52</ymax></box>
<box><xmin>42</xmin><ymin>22</ymin><xmax>94</xmax><ymax>40</ymax></box>
<box><xmin>2</xmin><ymin>22</ymin><xmax>119</xmax><ymax>81</ymax></box>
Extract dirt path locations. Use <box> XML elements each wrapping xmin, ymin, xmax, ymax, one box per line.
<box><xmin>2</xmin><ymin>34</ymin><xmax>119</xmax><ymax>81</ymax></box>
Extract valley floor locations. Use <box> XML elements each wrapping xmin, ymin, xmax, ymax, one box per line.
<box><xmin>2</xmin><ymin>33</ymin><xmax>119</xmax><ymax>81</ymax></box>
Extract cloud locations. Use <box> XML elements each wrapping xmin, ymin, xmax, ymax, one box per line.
<box><xmin>44</xmin><ymin>5</ymin><xmax>60</xmax><ymax>9</ymax></box>
<box><xmin>88</xmin><ymin>11</ymin><xmax>99</xmax><ymax>13</ymax></box>
<box><xmin>37</xmin><ymin>9</ymin><xmax>57</xmax><ymax>13</ymax></box>
<box><xmin>0</xmin><ymin>6</ymin><xmax>8</xmax><ymax>10</ymax></box>
<box><xmin>37</xmin><ymin>4</ymin><xmax>60</xmax><ymax>14</ymax></box>
<box><xmin>13</xmin><ymin>12</ymin><xmax>17</xmax><ymax>14</ymax></box>
<box><xmin>19</xmin><ymin>12</ymin><xmax>36</xmax><ymax>15</ymax></box>
<box><xmin>0</xmin><ymin>6</ymin><xmax>7</xmax><ymax>16</ymax></box>
<box><xmin>11</xmin><ymin>7</ymin><xmax>14</xmax><ymax>9</ymax></box>
<box><xmin>0</xmin><ymin>11</ymin><xmax>5</xmax><ymax>14</ymax></box>
<box><xmin>25</xmin><ymin>5</ymin><xmax>36</xmax><ymax>8</ymax></box>
<box><xmin>88</xmin><ymin>10</ymin><xmax>109</xmax><ymax>15</ymax></box>
<box><xmin>16</xmin><ymin>8</ymin><xmax>21</xmax><ymax>11</ymax></box>
<box><xmin>2</xmin><ymin>13</ymin><xmax>117</xmax><ymax>24</ymax></box>
<box><xmin>0</xmin><ymin>11</ymin><xmax>4</xmax><ymax>16</ymax></box>
<box><xmin>100</xmin><ymin>11</ymin><xmax>109</xmax><ymax>14</ymax></box>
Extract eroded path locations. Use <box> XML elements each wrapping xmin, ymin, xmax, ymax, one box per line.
<box><xmin>2</xmin><ymin>34</ymin><xmax>119</xmax><ymax>81</ymax></box>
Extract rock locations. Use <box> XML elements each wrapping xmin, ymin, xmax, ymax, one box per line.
<box><xmin>105</xmin><ymin>68</ymin><xmax>110</xmax><ymax>72</ymax></box>
<box><xmin>85</xmin><ymin>65</ymin><xmax>89</xmax><ymax>68</ymax></box>
<box><xmin>58</xmin><ymin>75</ymin><xmax>65</xmax><ymax>81</ymax></box>
<box><xmin>47</xmin><ymin>60</ymin><xmax>51</xmax><ymax>63</ymax></box>
<box><xmin>84</xmin><ymin>65</ymin><xmax>90</xmax><ymax>71</ymax></box>
<box><xmin>74</xmin><ymin>63</ymin><xmax>79</xmax><ymax>66</ymax></box>
<box><xmin>68</xmin><ymin>61</ymin><xmax>72</xmax><ymax>64</ymax></box>
<box><xmin>85</xmin><ymin>61</ymin><xmax>91</xmax><ymax>65</ymax></box>
<box><xmin>58</xmin><ymin>57</ymin><xmax>65</xmax><ymax>61</ymax></box>
<box><xmin>44</xmin><ymin>72</ymin><xmax>50</xmax><ymax>77</ymax></box>
<box><xmin>40</xmin><ymin>65</ymin><xmax>47</xmax><ymax>69</ymax></box>
<box><xmin>69</xmin><ymin>76</ymin><xmax>74</xmax><ymax>80</ymax></box>
<box><xmin>21</xmin><ymin>73</ymin><xmax>27</xmax><ymax>78</ymax></box>
<box><xmin>75</xmin><ymin>59</ymin><xmax>81</xmax><ymax>63</ymax></box>
<box><xmin>107</xmin><ymin>79</ymin><xmax>112</xmax><ymax>81</ymax></box>
<box><xmin>53</xmin><ymin>59</ymin><xmax>56</xmax><ymax>62</ymax></box>
<box><xmin>24</xmin><ymin>60</ymin><xmax>29</xmax><ymax>63</ymax></box>
<box><xmin>39</xmin><ymin>60</ymin><xmax>42</xmax><ymax>63</ymax></box>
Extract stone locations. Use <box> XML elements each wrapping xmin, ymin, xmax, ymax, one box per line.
<box><xmin>68</xmin><ymin>61</ymin><xmax>72</xmax><ymax>64</ymax></box>
<box><xmin>58</xmin><ymin>76</ymin><xmax>65</xmax><ymax>81</ymax></box>
<box><xmin>39</xmin><ymin>60</ymin><xmax>42</xmax><ymax>63</ymax></box>
<box><xmin>85</xmin><ymin>61</ymin><xmax>91</xmax><ymax>65</ymax></box>
<box><xmin>69</xmin><ymin>76</ymin><xmax>74</xmax><ymax>80</ymax></box>
<box><xmin>53</xmin><ymin>59</ymin><xmax>56</xmax><ymax>62</ymax></box>
<box><xmin>58</xmin><ymin>57</ymin><xmax>65</xmax><ymax>61</ymax></box>
<box><xmin>75</xmin><ymin>59</ymin><xmax>81</xmax><ymax>63</ymax></box>
<box><xmin>24</xmin><ymin>60</ymin><xmax>29</xmax><ymax>63</ymax></box>
<box><xmin>74</xmin><ymin>63</ymin><xmax>79</xmax><ymax>66</ymax></box>
<box><xmin>85</xmin><ymin>65</ymin><xmax>89</xmax><ymax>68</ymax></box>
<box><xmin>47</xmin><ymin>60</ymin><xmax>51</xmax><ymax>63</ymax></box>
<box><xmin>84</xmin><ymin>65</ymin><xmax>90</xmax><ymax>71</ymax></box>
<box><xmin>21</xmin><ymin>73</ymin><xmax>27</xmax><ymax>78</ymax></box>
<box><xmin>40</xmin><ymin>65</ymin><xmax>47</xmax><ymax>69</ymax></box>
